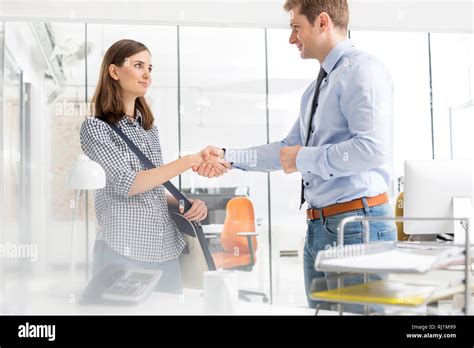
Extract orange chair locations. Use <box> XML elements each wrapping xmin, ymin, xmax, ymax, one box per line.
<box><xmin>212</xmin><ymin>197</ymin><xmax>268</xmax><ymax>302</ymax></box>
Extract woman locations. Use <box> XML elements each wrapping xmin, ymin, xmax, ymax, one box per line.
<box><xmin>80</xmin><ymin>39</ymin><xmax>227</xmax><ymax>294</ymax></box>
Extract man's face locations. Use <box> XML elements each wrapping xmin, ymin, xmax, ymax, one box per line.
<box><xmin>288</xmin><ymin>6</ymin><xmax>321</xmax><ymax>60</ymax></box>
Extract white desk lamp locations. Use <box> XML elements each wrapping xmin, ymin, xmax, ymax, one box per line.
<box><xmin>67</xmin><ymin>154</ymin><xmax>105</xmax><ymax>281</ymax></box>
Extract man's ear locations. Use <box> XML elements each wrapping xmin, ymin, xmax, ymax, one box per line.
<box><xmin>318</xmin><ymin>12</ymin><xmax>331</xmax><ymax>31</ymax></box>
<box><xmin>108</xmin><ymin>64</ymin><xmax>119</xmax><ymax>81</ymax></box>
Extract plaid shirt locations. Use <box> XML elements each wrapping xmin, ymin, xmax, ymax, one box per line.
<box><xmin>80</xmin><ymin>112</ymin><xmax>185</xmax><ymax>262</ymax></box>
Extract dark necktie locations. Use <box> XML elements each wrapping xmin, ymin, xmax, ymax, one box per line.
<box><xmin>300</xmin><ymin>67</ymin><xmax>327</xmax><ymax>208</ymax></box>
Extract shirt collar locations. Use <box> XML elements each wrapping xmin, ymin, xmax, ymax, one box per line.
<box><xmin>135</xmin><ymin>109</ymin><xmax>143</xmax><ymax>126</ymax></box>
<box><xmin>321</xmin><ymin>39</ymin><xmax>354</xmax><ymax>75</ymax></box>
<box><xmin>117</xmin><ymin>109</ymin><xmax>143</xmax><ymax>127</ymax></box>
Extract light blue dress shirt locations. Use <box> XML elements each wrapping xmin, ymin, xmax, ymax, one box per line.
<box><xmin>226</xmin><ymin>39</ymin><xmax>393</xmax><ymax>209</ymax></box>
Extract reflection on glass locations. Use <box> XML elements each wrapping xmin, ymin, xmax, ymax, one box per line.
<box><xmin>1</xmin><ymin>17</ymin><xmax>473</xmax><ymax>316</ymax></box>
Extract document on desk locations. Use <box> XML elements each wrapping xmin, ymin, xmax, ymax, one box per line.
<box><xmin>311</xmin><ymin>280</ymin><xmax>437</xmax><ymax>307</ymax></box>
<box><xmin>316</xmin><ymin>249</ymin><xmax>445</xmax><ymax>273</ymax></box>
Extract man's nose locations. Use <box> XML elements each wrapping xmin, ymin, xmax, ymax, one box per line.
<box><xmin>289</xmin><ymin>31</ymin><xmax>297</xmax><ymax>45</ymax></box>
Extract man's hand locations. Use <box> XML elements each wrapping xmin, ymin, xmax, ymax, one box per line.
<box><xmin>180</xmin><ymin>198</ymin><xmax>208</xmax><ymax>221</ymax></box>
<box><xmin>280</xmin><ymin>145</ymin><xmax>302</xmax><ymax>174</ymax></box>
<box><xmin>192</xmin><ymin>146</ymin><xmax>231</xmax><ymax>178</ymax></box>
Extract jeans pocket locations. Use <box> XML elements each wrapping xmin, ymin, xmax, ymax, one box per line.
<box><xmin>323</xmin><ymin>216</ymin><xmax>363</xmax><ymax>245</ymax></box>
<box><xmin>305</xmin><ymin>221</ymin><xmax>317</xmax><ymax>258</ymax></box>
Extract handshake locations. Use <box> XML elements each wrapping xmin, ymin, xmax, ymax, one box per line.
<box><xmin>190</xmin><ymin>146</ymin><xmax>231</xmax><ymax>178</ymax></box>
<box><xmin>189</xmin><ymin>144</ymin><xmax>303</xmax><ymax>177</ymax></box>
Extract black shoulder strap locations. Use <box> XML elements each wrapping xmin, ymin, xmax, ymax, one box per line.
<box><xmin>104</xmin><ymin>120</ymin><xmax>216</xmax><ymax>270</ymax></box>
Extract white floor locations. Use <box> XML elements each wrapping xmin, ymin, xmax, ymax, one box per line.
<box><xmin>234</xmin><ymin>254</ymin><xmax>308</xmax><ymax>308</ymax></box>
<box><xmin>0</xmin><ymin>255</ymin><xmax>310</xmax><ymax>313</ymax></box>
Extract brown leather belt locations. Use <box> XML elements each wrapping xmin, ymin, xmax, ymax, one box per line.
<box><xmin>306</xmin><ymin>193</ymin><xmax>388</xmax><ymax>220</ymax></box>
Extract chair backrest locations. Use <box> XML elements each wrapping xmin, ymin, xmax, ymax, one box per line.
<box><xmin>221</xmin><ymin>197</ymin><xmax>258</xmax><ymax>254</ymax></box>
<box><xmin>395</xmin><ymin>191</ymin><xmax>409</xmax><ymax>241</ymax></box>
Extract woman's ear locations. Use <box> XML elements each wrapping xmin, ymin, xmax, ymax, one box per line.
<box><xmin>108</xmin><ymin>64</ymin><xmax>119</xmax><ymax>81</ymax></box>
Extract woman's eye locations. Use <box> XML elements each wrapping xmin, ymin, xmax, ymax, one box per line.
<box><xmin>135</xmin><ymin>63</ymin><xmax>141</xmax><ymax>68</ymax></box>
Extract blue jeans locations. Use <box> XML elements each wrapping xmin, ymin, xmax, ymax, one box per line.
<box><xmin>92</xmin><ymin>239</ymin><xmax>183</xmax><ymax>294</ymax></box>
<box><xmin>303</xmin><ymin>200</ymin><xmax>397</xmax><ymax>313</ymax></box>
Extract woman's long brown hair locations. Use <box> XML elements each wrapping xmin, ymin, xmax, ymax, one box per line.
<box><xmin>91</xmin><ymin>39</ymin><xmax>154</xmax><ymax>130</ymax></box>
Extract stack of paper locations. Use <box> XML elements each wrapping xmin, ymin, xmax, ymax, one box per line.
<box><xmin>311</xmin><ymin>280</ymin><xmax>437</xmax><ymax>306</ymax></box>
<box><xmin>316</xmin><ymin>249</ymin><xmax>444</xmax><ymax>273</ymax></box>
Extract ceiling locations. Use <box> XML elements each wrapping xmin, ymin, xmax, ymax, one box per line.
<box><xmin>1</xmin><ymin>1</ymin><xmax>473</xmax><ymax>33</ymax></box>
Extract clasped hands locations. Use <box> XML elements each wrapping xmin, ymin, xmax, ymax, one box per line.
<box><xmin>191</xmin><ymin>145</ymin><xmax>302</xmax><ymax>178</ymax></box>
<box><xmin>190</xmin><ymin>146</ymin><xmax>231</xmax><ymax>178</ymax></box>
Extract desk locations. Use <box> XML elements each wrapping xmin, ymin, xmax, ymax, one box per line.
<box><xmin>2</xmin><ymin>281</ymin><xmax>323</xmax><ymax>315</ymax></box>
<box><xmin>203</xmin><ymin>224</ymin><xmax>223</xmax><ymax>245</ymax></box>
<box><xmin>202</xmin><ymin>224</ymin><xmax>224</xmax><ymax>235</ymax></box>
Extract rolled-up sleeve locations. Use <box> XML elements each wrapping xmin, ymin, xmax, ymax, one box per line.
<box><xmin>80</xmin><ymin>118</ymin><xmax>137</xmax><ymax>197</ymax></box>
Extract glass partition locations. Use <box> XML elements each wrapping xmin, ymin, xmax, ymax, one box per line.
<box><xmin>179</xmin><ymin>26</ymin><xmax>271</xmax><ymax>301</ymax></box>
<box><xmin>0</xmin><ymin>22</ymin><xmax>5</xmax><ymax>310</ymax></box>
<box><xmin>266</xmin><ymin>28</ymin><xmax>315</xmax><ymax>307</ymax></box>
<box><xmin>0</xmin><ymin>18</ymin><xmax>472</xmax><ymax>314</ymax></box>
<box><xmin>430</xmin><ymin>34</ymin><xmax>474</xmax><ymax>160</ymax></box>
<box><xmin>2</xmin><ymin>22</ymin><xmax>28</xmax><ymax>312</ymax></box>
<box><xmin>350</xmin><ymin>31</ymin><xmax>433</xmax><ymax>190</ymax></box>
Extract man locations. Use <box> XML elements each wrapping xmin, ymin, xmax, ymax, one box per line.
<box><xmin>194</xmin><ymin>0</ymin><xmax>396</xmax><ymax>311</ymax></box>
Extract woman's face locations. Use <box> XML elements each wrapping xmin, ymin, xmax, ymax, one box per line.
<box><xmin>111</xmin><ymin>50</ymin><xmax>153</xmax><ymax>98</ymax></box>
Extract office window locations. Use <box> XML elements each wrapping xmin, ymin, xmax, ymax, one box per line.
<box><xmin>0</xmin><ymin>22</ymin><xmax>89</xmax><ymax>312</ymax></box>
<box><xmin>350</xmin><ymin>31</ymin><xmax>432</xmax><ymax>189</ymax></box>
<box><xmin>0</xmin><ymin>21</ymin><xmax>3</xmax><ymax>309</ymax></box>
<box><xmin>430</xmin><ymin>34</ymin><xmax>474</xmax><ymax>160</ymax></box>
<box><xmin>266</xmin><ymin>28</ymin><xmax>316</xmax><ymax>307</ymax></box>
<box><xmin>37</xmin><ymin>24</ymin><xmax>88</xmax><ymax>286</ymax></box>
<box><xmin>179</xmin><ymin>27</ymin><xmax>271</xmax><ymax>299</ymax></box>
<box><xmin>2</xmin><ymin>24</ymin><xmax>24</xmax><ymax>313</ymax></box>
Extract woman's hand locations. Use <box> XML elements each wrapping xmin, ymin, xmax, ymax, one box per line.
<box><xmin>180</xmin><ymin>198</ymin><xmax>208</xmax><ymax>221</ymax></box>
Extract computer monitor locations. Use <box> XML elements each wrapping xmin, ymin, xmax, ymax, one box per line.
<box><xmin>404</xmin><ymin>160</ymin><xmax>473</xmax><ymax>244</ymax></box>
<box><xmin>181</xmin><ymin>187</ymin><xmax>246</xmax><ymax>224</ymax></box>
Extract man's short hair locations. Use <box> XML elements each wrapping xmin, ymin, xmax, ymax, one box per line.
<box><xmin>283</xmin><ymin>0</ymin><xmax>349</xmax><ymax>31</ymax></box>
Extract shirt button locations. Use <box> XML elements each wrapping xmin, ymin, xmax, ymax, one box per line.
<box><xmin>311</xmin><ymin>129</ymin><xmax>315</xmax><ymax>134</ymax></box>
<box><xmin>305</xmin><ymin>182</ymin><xmax>309</xmax><ymax>186</ymax></box>
<box><xmin>330</xmin><ymin>174</ymin><xmax>334</xmax><ymax>177</ymax></box>
<box><xmin>307</xmin><ymin>171</ymin><xmax>311</xmax><ymax>174</ymax></box>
